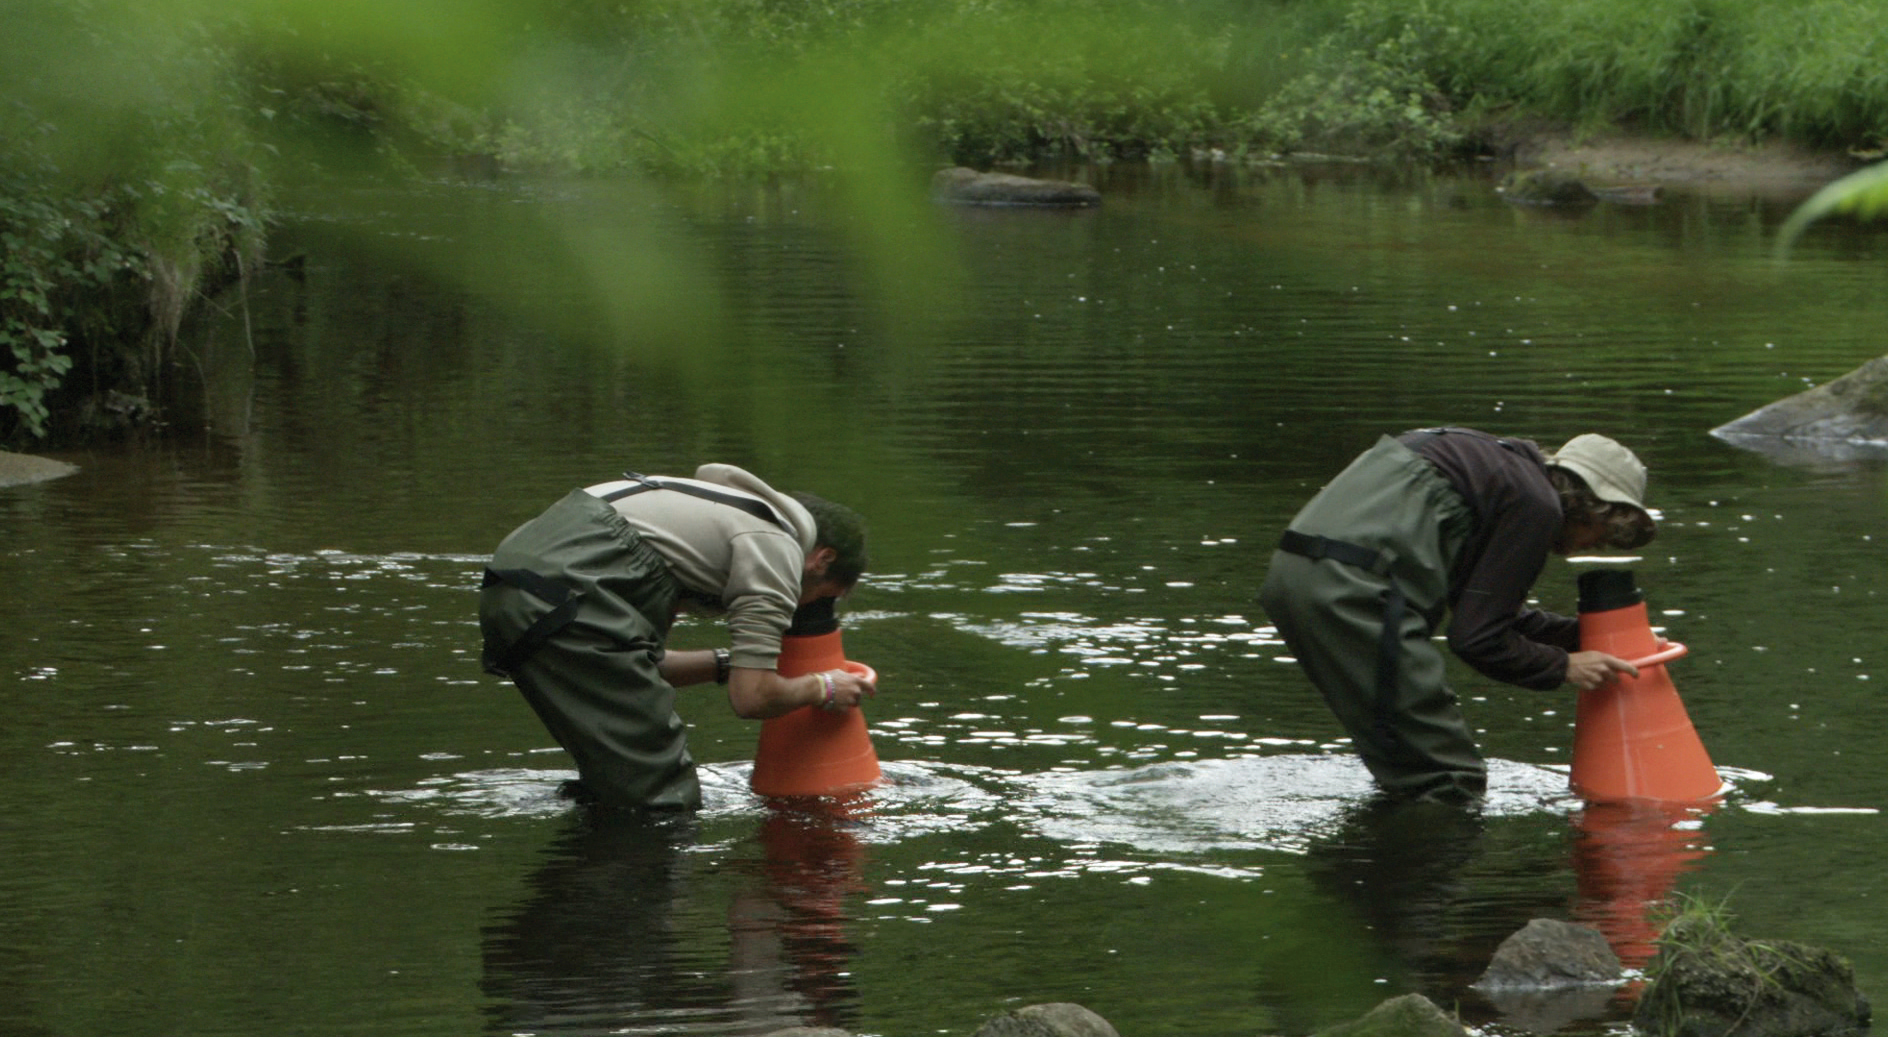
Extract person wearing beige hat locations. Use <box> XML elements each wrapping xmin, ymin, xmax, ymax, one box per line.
<box><xmin>1259</xmin><ymin>426</ymin><xmax>1657</xmax><ymax>805</ymax></box>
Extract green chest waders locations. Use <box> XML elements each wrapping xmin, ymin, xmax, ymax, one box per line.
<box><xmin>478</xmin><ymin>478</ymin><xmax>791</xmax><ymax>811</ymax></box>
<box><xmin>1276</xmin><ymin>530</ymin><xmax>1411</xmax><ymax>765</ymax></box>
<box><xmin>1260</xmin><ymin>434</ymin><xmax>1477</xmax><ymax>801</ymax></box>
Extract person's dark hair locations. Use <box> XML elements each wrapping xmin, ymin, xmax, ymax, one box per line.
<box><xmin>791</xmin><ymin>491</ymin><xmax>869</xmax><ymax>589</ymax></box>
<box><xmin>1547</xmin><ymin>467</ymin><xmax>1656</xmax><ymax>550</ymax></box>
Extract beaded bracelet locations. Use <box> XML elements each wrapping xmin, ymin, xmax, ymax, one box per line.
<box><xmin>819</xmin><ymin>671</ymin><xmax>837</xmax><ymax>709</ymax></box>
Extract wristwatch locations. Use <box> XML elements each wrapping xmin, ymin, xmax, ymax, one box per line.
<box><xmin>713</xmin><ymin>647</ymin><xmax>731</xmax><ymax>685</ymax></box>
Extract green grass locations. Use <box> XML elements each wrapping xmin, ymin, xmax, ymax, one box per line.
<box><xmin>1362</xmin><ymin>0</ymin><xmax>1888</xmax><ymax>145</ymax></box>
<box><xmin>1638</xmin><ymin>891</ymin><xmax>1838</xmax><ymax>1037</ymax></box>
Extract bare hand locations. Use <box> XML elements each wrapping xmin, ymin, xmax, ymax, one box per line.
<box><xmin>817</xmin><ymin>668</ymin><xmax>877</xmax><ymax>711</ymax></box>
<box><xmin>1566</xmin><ymin>650</ymin><xmax>1639</xmax><ymax>691</ymax></box>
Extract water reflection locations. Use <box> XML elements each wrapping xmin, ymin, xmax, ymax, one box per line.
<box><xmin>728</xmin><ymin>798</ymin><xmax>874</xmax><ymax>1033</ymax></box>
<box><xmin>1296</xmin><ymin>792</ymin><xmax>1708</xmax><ymax>1035</ymax></box>
<box><xmin>10</xmin><ymin>163</ymin><xmax>1888</xmax><ymax>1037</ymax></box>
<box><xmin>481</xmin><ymin>813</ymin><xmax>713</xmax><ymax>1035</ymax></box>
<box><xmin>1570</xmin><ymin>798</ymin><xmax>1714</xmax><ymax>970</ymax></box>
<box><xmin>481</xmin><ymin>799</ymin><xmax>871</xmax><ymax>1036</ymax></box>
<box><xmin>1304</xmin><ymin>797</ymin><xmax>1489</xmax><ymax>942</ymax></box>
<box><xmin>1298</xmin><ymin>796</ymin><xmax>1566</xmax><ymax>994</ymax></box>
<box><xmin>1462</xmin><ymin>799</ymin><xmax>1717</xmax><ymax>1034</ymax></box>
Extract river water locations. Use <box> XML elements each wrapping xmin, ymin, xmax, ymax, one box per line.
<box><xmin>3</xmin><ymin>161</ymin><xmax>1886</xmax><ymax>1037</ymax></box>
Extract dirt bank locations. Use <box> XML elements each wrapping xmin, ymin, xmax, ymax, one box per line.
<box><xmin>1509</xmin><ymin>133</ymin><xmax>1866</xmax><ymax>197</ymax></box>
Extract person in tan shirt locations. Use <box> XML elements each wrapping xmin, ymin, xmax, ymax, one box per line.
<box><xmin>479</xmin><ymin>464</ymin><xmax>873</xmax><ymax>810</ymax></box>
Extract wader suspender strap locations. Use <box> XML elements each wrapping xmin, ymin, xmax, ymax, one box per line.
<box><xmin>598</xmin><ymin>472</ymin><xmax>790</xmax><ymax>531</ymax></box>
<box><xmin>484</xmin><ymin>474</ymin><xmax>791</xmax><ymax>677</ymax></box>
<box><xmin>1277</xmin><ymin>529</ymin><xmax>1409</xmax><ymax>760</ymax></box>
<box><xmin>481</xmin><ymin>567</ymin><xmax>585</xmax><ymax>677</ymax></box>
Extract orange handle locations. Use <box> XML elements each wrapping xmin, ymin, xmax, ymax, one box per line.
<box><xmin>1629</xmin><ymin>641</ymin><xmax>1688</xmax><ymax>669</ymax></box>
<box><xmin>841</xmin><ymin>660</ymin><xmax>877</xmax><ymax>686</ymax></box>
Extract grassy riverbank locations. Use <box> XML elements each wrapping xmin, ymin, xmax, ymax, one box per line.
<box><xmin>4</xmin><ymin>0</ymin><xmax>1885</xmax><ymax>445</ymax></box>
<box><xmin>457</xmin><ymin>0</ymin><xmax>1888</xmax><ymax>174</ymax></box>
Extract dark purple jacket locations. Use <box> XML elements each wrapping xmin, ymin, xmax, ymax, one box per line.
<box><xmin>1399</xmin><ymin>428</ymin><xmax>1579</xmax><ymax>689</ymax></box>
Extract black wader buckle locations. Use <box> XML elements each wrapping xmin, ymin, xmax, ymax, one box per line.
<box><xmin>481</xmin><ymin>567</ymin><xmax>584</xmax><ymax>677</ymax></box>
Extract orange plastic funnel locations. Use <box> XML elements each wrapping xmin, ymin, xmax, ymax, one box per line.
<box><xmin>750</xmin><ymin>598</ymin><xmax>883</xmax><ymax>798</ymax></box>
<box><xmin>1570</xmin><ymin>570</ymin><xmax>1722</xmax><ymax>803</ymax></box>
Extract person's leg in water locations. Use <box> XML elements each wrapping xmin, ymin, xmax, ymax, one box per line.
<box><xmin>1260</xmin><ymin>436</ymin><xmax>1482</xmax><ymax>804</ymax></box>
<box><xmin>481</xmin><ymin>491</ymin><xmax>701</xmax><ymax>811</ymax></box>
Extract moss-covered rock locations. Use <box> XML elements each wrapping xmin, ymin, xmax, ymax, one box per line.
<box><xmin>1633</xmin><ymin>915</ymin><xmax>1871</xmax><ymax>1037</ymax></box>
<box><xmin>1314</xmin><ymin>993</ymin><xmax>1470</xmax><ymax>1037</ymax></box>
<box><xmin>971</xmin><ymin>1002</ymin><xmax>1119</xmax><ymax>1037</ymax></box>
<box><xmin>931</xmin><ymin>167</ymin><xmax>1101</xmax><ymax>207</ymax></box>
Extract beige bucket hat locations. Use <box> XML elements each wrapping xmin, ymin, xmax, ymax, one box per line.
<box><xmin>1547</xmin><ymin>434</ymin><xmax>1649</xmax><ymax>512</ymax></box>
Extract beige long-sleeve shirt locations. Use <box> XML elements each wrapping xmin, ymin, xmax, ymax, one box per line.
<box><xmin>585</xmin><ymin>464</ymin><xmax>817</xmax><ymax>670</ymax></box>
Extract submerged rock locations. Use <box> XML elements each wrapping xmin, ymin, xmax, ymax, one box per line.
<box><xmin>1499</xmin><ymin>169</ymin><xmax>1600</xmax><ymax>205</ymax></box>
<box><xmin>931</xmin><ymin>167</ymin><xmax>1102</xmax><ymax>207</ymax></box>
<box><xmin>1633</xmin><ymin>915</ymin><xmax>1871</xmax><ymax>1037</ymax></box>
<box><xmin>972</xmin><ymin>1002</ymin><xmax>1119</xmax><ymax>1037</ymax></box>
<box><xmin>1591</xmin><ymin>183</ymin><xmax>1664</xmax><ymax>205</ymax></box>
<box><xmin>1711</xmin><ymin>355</ymin><xmax>1888</xmax><ymax>460</ymax></box>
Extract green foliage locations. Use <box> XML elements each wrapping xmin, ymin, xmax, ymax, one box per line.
<box><xmin>429</xmin><ymin>0</ymin><xmax>1888</xmax><ymax>172</ymax></box>
<box><xmin>893</xmin><ymin>3</ymin><xmax>1227</xmax><ymax>164</ymax></box>
<box><xmin>1</xmin><ymin>0</ymin><xmax>268</xmax><ymax>444</ymax></box>
<box><xmin>450</xmin><ymin>0</ymin><xmax>1239</xmax><ymax>173</ymax></box>
<box><xmin>1776</xmin><ymin>159</ymin><xmax>1888</xmax><ymax>255</ymax></box>
<box><xmin>1646</xmin><ymin>890</ymin><xmax>1820</xmax><ymax>996</ymax></box>
<box><xmin>1646</xmin><ymin>890</ymin><xmax>1744</xmax><ymax>974</ymax></box>
<box><xmin>0</xmin><ymin>177</ymin><xmax>128</xmax><ymax>439</ymax></box>
<box><xmin>1237</xmin><ymin>4</ymin><xmax>1463</xmax><ymax>158</ymax></box>
<box><xmin>1</xmin><ymin>219</ymin><xmax>84</xmax><ymax>439</ymax></box>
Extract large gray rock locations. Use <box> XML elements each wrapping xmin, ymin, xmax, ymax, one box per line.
<box><xmin>1633</xmin><ymin>916</ymin><xmax>1871</xmax><ymax>1037</ymax></box>
<box><xmin>1712</xmin><ymin>355</ymin><xmax>1888</xmax><ymax>460</ymax></box>
<box><xmin>931</xmin><ymin>167</ymin><xmax>1101</xmax><ymax>207</ymax></box>
<box><xmin>1474</xmin><ymin>918</ymin><xmax>1624</xmax><ymax>989</ymax></box>
<box><xmin>1315</xmin><ymin>993</ymin><xmax>1470</xmax><ymax>1037</ymax></box>
<box><xmin>972</xmin><ymin>1002</ymin><xmax>1119</xmax><ymax>1037</ymax></box>
<box><xmin>0</xmin><ymin>450</ymin><xmax>78</xmax><ymax>488</ymax></box>
<box><xmin>1472</xmin><ymin>919</ymin><xmax>1626</xmax><ymax>1033</ymax></box>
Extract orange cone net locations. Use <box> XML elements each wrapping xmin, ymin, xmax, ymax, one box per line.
<box><xmin>1570</xmin><ymin>570</ymin><xmax>1721</xmax><ymax>804</ymax></box>
<box><xmin>750</xmin><ymin>628</ymin><xmax>883</xmax><ymax>797</ymax></box>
